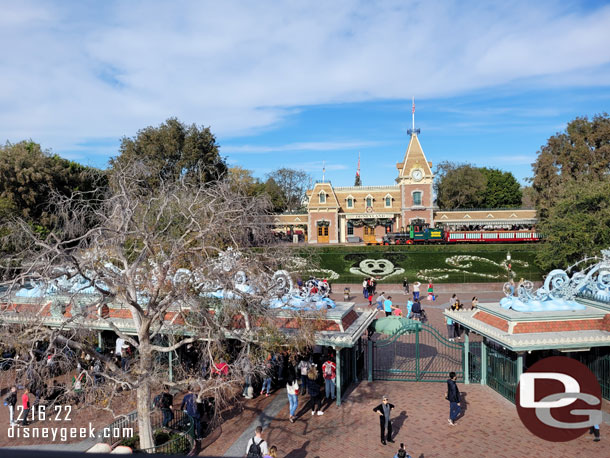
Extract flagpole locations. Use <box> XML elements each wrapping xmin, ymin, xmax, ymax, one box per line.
<box><xmin>412</xmin><ymin>96</ymin><xmax>415</xmax><ymax>132</ymax></box>
<box><xmin>322</xmin><ymin>161</ymin><xmax>326</xmax><ymax>182</ymax></box>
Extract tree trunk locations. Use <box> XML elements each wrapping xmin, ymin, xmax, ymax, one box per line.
<box><xmin>136</xmin><ymin>336</ymin><xmax>154</xmax><ymax>451</ymax></box>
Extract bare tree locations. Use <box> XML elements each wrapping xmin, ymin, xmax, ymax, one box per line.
<box><xmin>0</xmin><ymin>164</ymin><xmax>315</xmax><ymax>450</ymax></box>
<box><xmin>266</xmin><ymin>168</ymin><xmax>311</xmax><ymax>213</ymax></box>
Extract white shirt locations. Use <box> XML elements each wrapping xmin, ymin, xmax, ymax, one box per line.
<box><xmin>245</xmin><ymin>436</ymin><xmax>268</xmax><ymax>456</ymax></box>
<box><xmin>115</xmin><ymin>338</ymin><xmax>125</xmax><ymax>356</ymax></box>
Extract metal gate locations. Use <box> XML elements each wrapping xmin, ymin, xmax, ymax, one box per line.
<box><xmin>372</xmin><ymin>321</ymin><xmax>464</xmax><ymax>382</ymax></box>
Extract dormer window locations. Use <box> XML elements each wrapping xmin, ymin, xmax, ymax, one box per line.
<box><xmin>346</xmin><ymin>195</ymin><xmax>354</xmax><ymax>208</ymax></box>
<box><xmin>365</xmin><ymin>194</ymin><xmax>373</xmax><ymax>208</ymax></box>
<box><xmin>384</xmin><ymin>194</ymin><xmax>392</xmax><ymax>208</ymax></box>
<box><xmin>319</xmin><ymin>191</ymin><xmax>326</xmax><ymax>204</ymax></box>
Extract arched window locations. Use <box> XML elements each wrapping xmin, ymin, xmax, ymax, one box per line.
<box><xmin>412</xmin><ymin>191</ymin><xmax>422</xmax><ymax>206</ymax></box>
<box><xmin>319</xmin><ymin>191</ymin><xmax>326</xmax><ymax>204</ymax></box>
<box><xmin>347</xmin><ymin>197</ymin><xmax>354</xmax><ymax>208</ymax></box>
<box><xmin>384</xmin><ymin>194</ymin><xmax>392</xmax><ymax>208</ymax></box>
<box><xmin>366</xmin><ymin>197</ymin><xmax>372</xmax><ymax>207</ymax></box>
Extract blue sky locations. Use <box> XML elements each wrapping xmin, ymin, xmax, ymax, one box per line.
<box><xmin>1</xmin><ymin>0</ymin><xmax>610</xmax><ymax>186</ymax></box>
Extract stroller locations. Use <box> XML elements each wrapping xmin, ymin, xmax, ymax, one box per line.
<box><xmin>419</xmin><ymin>309</ymin><xmax>428</xmax><ymax>324</ymax></box>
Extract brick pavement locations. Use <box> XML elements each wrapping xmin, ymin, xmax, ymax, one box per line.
<box><xmin>204</xmin><ymin>381</ymin><xmax>607</xmax><ymax>458</ymax></box>
<box><xmin>200</xmin><ymin>282</ymin><xmax>607</xmax><ymax>457</ymax></box>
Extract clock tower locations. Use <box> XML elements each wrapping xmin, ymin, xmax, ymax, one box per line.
<box><xmin>395</xmin><ymin>129</ymin><xmax>434</xmax><ymax>229</ymax></box>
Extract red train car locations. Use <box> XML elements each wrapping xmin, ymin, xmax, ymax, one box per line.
<box><xmin>445</xmin><ymin>230</ymin><xmax>541</xmax><ymax>243</ymax></box>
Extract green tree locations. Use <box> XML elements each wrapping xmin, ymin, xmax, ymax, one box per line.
<box><xmin>536</xmin><ymin>179</ymin><xmax>610</xmax><ymax>270</ymax></box>
<box><xmin>0</xmin><ymin>141</ymin><xmax>104</xmax><ymax>227</ymax></box>
<box><xmin>110</xmin><ymin>118</ymin><xmax>227</xmax><ymax>188</ymax></box>
<box><xmin>532</xmin><ymin>113</ymin><xmax>610</xmax><ymax>219</ymax></box>
<box><xmin>263</xmin><ymin>177</ymin><xmax>286</xmax><ymax>213</ymax></box>
<box><xmin>480</xmin><ymin>168</ymin><xmax>522</xmax><ymax>208</ymax></box>
<box><xmin>434</xmin><ymin>162</ymin><xmax>487</xmax><ymax>209</ymax></box>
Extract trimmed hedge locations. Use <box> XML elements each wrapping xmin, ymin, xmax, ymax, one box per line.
<box><xmin>288</xmin><ymin>244</ymin><xmax>542</xmax><ymax>283</ymax></box>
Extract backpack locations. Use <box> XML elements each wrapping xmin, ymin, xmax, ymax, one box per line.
<box><xmin>152</xmin><ymin>394</ymin><xmax>162</xmax><ymax>409</ymax></box>
<box><xmin>246</xmin><ymin>437</ymin><xmax>263</xmax><ymax>457</ymax></box>
<box><xmin>324</xmin><ymin>362</ymin><xmax>334</xmax><ymax>378</ymax></box>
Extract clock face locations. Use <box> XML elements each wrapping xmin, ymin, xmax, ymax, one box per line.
<box><xmin>412</xmin><ymin>169</ymin><xmax>423</xmax><ymax>181</ymax></box>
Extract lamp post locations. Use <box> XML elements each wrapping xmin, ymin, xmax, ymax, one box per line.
<box><xmin>506</xmin><ymin>251</ymin><xmax>512</xmax><ymax>281</ymax></box>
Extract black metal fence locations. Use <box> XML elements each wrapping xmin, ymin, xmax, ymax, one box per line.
<box><xmin>372</xmin><ymin>323</ymin><xmax>464</xmax><ymax>382</ymax></box>
<box><xmin>468</xmin><ymin>341</ymin><xmax>482</xmax><ymax>384</ymax></box>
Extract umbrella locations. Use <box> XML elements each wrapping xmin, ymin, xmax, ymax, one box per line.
<box><xmin>373</xmin><ymin>316</ymin><xmax>421</xmax><ymax>336</ymax></box>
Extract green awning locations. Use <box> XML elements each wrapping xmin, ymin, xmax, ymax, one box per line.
<box><xmin>374</xmin><ymin>316</ymin><xmax>421</xmax><ymax>336</ymax></box>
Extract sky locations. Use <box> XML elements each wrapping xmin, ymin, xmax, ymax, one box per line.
<box><xmin>1</xmin><ymin>0</ymin><xmax>610</xmax><ymax>186</ymax></box>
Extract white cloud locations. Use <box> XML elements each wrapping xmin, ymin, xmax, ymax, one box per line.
<box><xmin>221</xmin><ymin>140</ymin><xmax>382</xmax><ymax>154</ymax></box>
<box><xmin>1</xmin><ymin>0</ymin><xmax>610</xmax><ymax>160</ymax></box>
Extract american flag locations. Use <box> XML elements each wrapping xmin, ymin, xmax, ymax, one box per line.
<box><xmin>412</xmin><ymin>98</ymin><xmax>415</xmax><ymax>114</ymax></box>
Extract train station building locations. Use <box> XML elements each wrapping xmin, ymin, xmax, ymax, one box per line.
<box><xmin>273</xmin><ymin>131</ymin><xmax>537</xmax><ymax>244</ymax></box>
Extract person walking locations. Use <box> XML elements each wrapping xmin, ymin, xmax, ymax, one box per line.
<box><xmin>21</xmin><ymin>388</ymin><xmax>31</xmax><ymax>426</ymax></box>
<box><xmin>306</xmin><ymin>366</ymin><xmax>323</xmax><ymax>416</ymax></box>
<box><xmin>156</xmin><ymin>387</ymin><xmax>174</xmax><ymax>428</ymax></box>
<box><xmin>445</xmin><ymin>313</ymin><xmax>455</xmax><ymax>341</ymax></box>
<box><xmin>376</xmin><ymin>292</ymin><xmax>386</xmax><ymax>311</ymax></box>
<box><xmin>245</xmin><ymin>425</ymin><xmax>269</xmax><ymax>457</ymax></box>
<box><xmin>4</xmin><ymin>386</ymin><xmax>17</xmax><ymax>426</ymax></box>
<box><xmin>412</xmin><ymin>281</ymin><xmax>421</xmax><ymax>301</ymax></box>
<box><xmin>406</xmin><ymin>296</ymin><xmax>414</xmax><ymax>319</ymax></box>
<box><xmin>322</xmin><ymin>355</ymin><xmax>336</xmax><ymax>402</ymax></box>
<box><xmin>367</xmin><ymin>279</ymin><xmax>375</xmax><ymax>305</ymax></box>
<box><xmin>261</xmin><ymin>355</ymin><xmax>273</xmax><ymax>397</ymax></box>
<box><xmin>589</xmin><ymin>424</ymin><xmax>601</xmax><ymax>442</ymax></box>
<box><xmin>411</xmin><ymin>299</ymin><xmax>422</xmax><ymax>321</ymax></box>
<box><xmin>446</xmin><ymin>371</ymin><xmax>461</xmax><ymax>426</ymax></box>
<box><xmin>264</xmin><ymin>445</ymin><xmax>278</xmax><ymax>458</ymax></box>
<box><xmin>297</xmin><ymin>355</ymin><xmax>311</xmax><ymax>396</ymax></box>
<box><xmin>384</xmin><ymin>296</ymin><xmax>393</xmax><ymax>317</ymax></box>
<box><xmin>373</xmin><ymin>395</ymin><xmax>395</xmax><ymax>445</ymax></box>
<box><xmin>402</xmin><ymin>277</ymin><xmax>409</xmax><ymax>295</ymax></box>
<box><xmin>362</xmin><ymin>278</ymin><xmax>369</xmax><ymax>299</ymax></box>
<box><xmin>427</xmin><ymin>282</ymin><xmax>434</xmax><ymax>301</ymax></box>
<box><xmin>394</xmin><ymin>443</ymin><xmax>413</xmax><ymax>458</ymax></box>
<box><xmin>286</xmin><ymin>375</ymin><xmax>299</xmax><ymax>423</ymax></box>
<box><xmin>471</xmin><ymin>296</ymin><xmax>479</xmax><ymax>310</ymax></box>
<box><xmin>181</xmin><ymin>387</ymin><xmax>203</xmax><ymax>439</ymax></box>
<box><xmin>449</xmin><ymin>294</ymin><xmax>458</xmax><ymax>309</ymax></box>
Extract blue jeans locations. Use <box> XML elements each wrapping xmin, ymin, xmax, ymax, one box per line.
<box><xmin>325</xmin><ymin>378</ymin><xmax>336</xmax><ymax>399</ymax></box>
<box><xmin>300</xmin><ymin>374</ymin><xmax>308</xmax><ymax>394</ymax></box>
<box><xmin>262</xmin><ymin>377</ymin><xmax>272</xmax><ymax>394</ymax></box>
<box><xmin>287</xmin><ymin>393</ymin><xmax>298</xmax><ymax>416</ymax></box>
<box><xmin>162</xmin><ymin>408</ymin><xmax>174</xmax><ymax>427</ymax></box>
<box><xmin>450</xmin><ymin>401</ymin><xmax>461</xmax><ymax>421</ymax></box>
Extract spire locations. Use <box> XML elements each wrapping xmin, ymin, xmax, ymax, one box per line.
<box><xmin>322</xmin><ymin>160</ymin><xmax>326</xmax><ymax>182</ymax></box>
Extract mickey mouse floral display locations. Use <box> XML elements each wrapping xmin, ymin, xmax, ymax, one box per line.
<box><xmin>349</xmin><ymin>259</ymin><xmax>405</xmax><ymax>281</ymax></box>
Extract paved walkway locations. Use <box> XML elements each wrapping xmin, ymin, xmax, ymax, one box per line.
<box><xmin>203</xmin><ymin>381</ymin><xmax>607</xmax><ymax>458</ymax></box>
<box><xmin>223</xmin><ymin>393</ymin><xmax>288</xmax><ymax>457</ymax></box>
<box><xmin>200</xmin><ymin>281</ymin><xmax>607</xmax><ymax>458</ymax></box>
